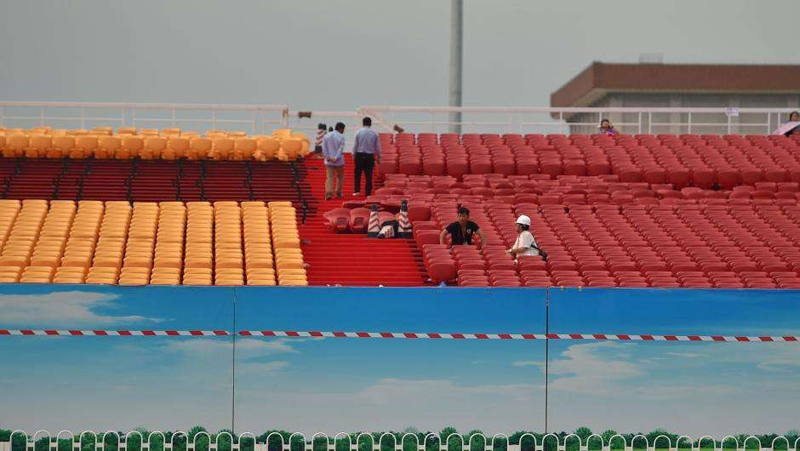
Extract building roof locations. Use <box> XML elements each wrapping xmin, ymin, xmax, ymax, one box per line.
<box><xmin>550</xmin><ymin>62</ymin><xmax>800</xmax><ymax>107</ymax></box>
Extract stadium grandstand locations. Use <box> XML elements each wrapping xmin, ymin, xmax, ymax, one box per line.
<box><xmin>4</xmin><ymin>0</ymin><xmax>800</xmax><ymax>442</ymax></box>
<box><xmin>1</xmin><ymin>115</ymin><xmax>800</xmax><ymax>289</ymax></box>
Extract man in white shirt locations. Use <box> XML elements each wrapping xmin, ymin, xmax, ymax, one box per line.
<box><xmin>352</xmin><ymin>117</ymin><xmax>381</xmax><ymax>196</ymax></box>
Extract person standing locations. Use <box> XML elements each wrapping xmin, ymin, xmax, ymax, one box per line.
<box><xmin>322</xmin><ymin>122</ymin><xmax>346</xmax><ymax>200</ymax></box>
<box><xmin>313</xmin><ymin>123</ymin><xmax>327</xmax><ymax>159</ymax></box>
<box><xmin>352</xmin><ymin>117</ymin><xmax>381</xmax><ymax>196</ymax></box>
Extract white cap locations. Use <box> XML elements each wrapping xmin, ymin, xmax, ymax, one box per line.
<box><xmin>516</xmin><ymin>215</ymin><xmax>531</xmax><ymax>226</ymax></box>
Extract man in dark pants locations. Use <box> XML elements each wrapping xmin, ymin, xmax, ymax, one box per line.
<box><xmin>352</xmin><ymin>117</ymin><xmax>381</xmax><ymax>196</ymax></box>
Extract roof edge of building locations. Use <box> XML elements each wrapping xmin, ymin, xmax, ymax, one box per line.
<box><xmin>550</xmin><ymin>62</ymin><xmax>800</xmax><ymax>108</ymax></box>
<box><xmin>550</xmin><ymin>62</ymin><xmax>602</xmax><ymax>109</ymax></box>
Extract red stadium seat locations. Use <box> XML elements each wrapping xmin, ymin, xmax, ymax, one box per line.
<box><xmin>323</xmin><ymin>208</ymin><xmax>351</xmax><ymax>233</ymax></box>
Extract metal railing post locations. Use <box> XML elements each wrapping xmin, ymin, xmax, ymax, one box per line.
<box><xmin>637</xmin><ymin>111</ymin><xmax>642</xmax><ymax>134</ymax></box>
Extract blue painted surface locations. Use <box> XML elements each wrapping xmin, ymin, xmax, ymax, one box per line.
<box><xmin>234</xmin><ymin>286</ymin><xmax>547</xmax><ymax>332</ymax></box>
<box><xmin>0</xmin><ymin>285</ymin><xmax>797</xmax><ymax>435</ymax></box>
<box><xmin>549</xmin><ymin>287</ymin><xmax>800</xmax><ymax>335</ymax></box>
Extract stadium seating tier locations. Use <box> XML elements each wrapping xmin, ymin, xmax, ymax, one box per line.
<box><xmin>4</xmin><ymin>128</ymin><xmax>800</xmax><ymax>288</ymax></box>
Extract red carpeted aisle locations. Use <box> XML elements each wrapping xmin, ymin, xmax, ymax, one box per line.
<box><xmin>299</xmin><ymin>154</ymin><xmax>428</xmax><ymax>286</ymax></box>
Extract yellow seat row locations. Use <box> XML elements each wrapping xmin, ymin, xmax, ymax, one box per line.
<box><xmin>242</xmin><ymin>201</ymin><xmax>276</xmax><ymax>286</ymax></box>
<box><xmin>0</xmin><ymin>127</ymin><xmax>310</xmax><ymax>161</ymax></box>
<box><xmin>269</xmin><ymin>202</ymin><xmax>308</xmax><ymax>286</ymax></box>
<box><xmin>0</xmin><ymin>200</ymin><xmax>48</xmax><ymax>282</ymax></box>
<box><xmin>182</xmin><ymin>202</ymin><xmax>214</xmax><ymax>285</ymax></box>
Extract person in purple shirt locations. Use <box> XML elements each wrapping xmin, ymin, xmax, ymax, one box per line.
<box><xmin>322</xmin><ymin>122</ymin><xmax>346</xmax><ymax>200</ymax></box>
<box><xmin>598</xmin><ymin>119</ymin><xmax>618</xmax><ymax>136</ymax></box>
<box><xmin>352</xmin><ymin>117</ymin><xmax>381</xmax><ymax>197</ymax></box>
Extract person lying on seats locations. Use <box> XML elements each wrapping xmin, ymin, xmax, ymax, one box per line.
<box><xmin>377</xmin><ymin>219</ymin><xmax>399</xmax><ymax>238</ymax></box>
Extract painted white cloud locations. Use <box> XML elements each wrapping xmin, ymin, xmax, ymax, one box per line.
<box><xmin>164</xmin><ymin>337</ymin><xmax>298</xmax><ymax>356</ymax></box>
<box><xmin>756</xmin><ymin>358</ymin><xmax>800</xmax><ymax>372</ymax></box>
<box><xmin>548</xmin><ymin>342</ymin><xmax>644</xmax><ymax>395</ymax></box>
<box><xmin>0</xmin><ymin>291</ymin><xmax>161</xmax><ymax>326</ymax></box>
<box><xmin>162</xmin><ymin>338</ymin><xmax>296</xmax><ymax>384</ymax></box>
<box><xmin>749</xmin><ymin>347</ymin><xmax>800</xmax><ymax>373</ymax></box>
<box><xmin>665</xmin><ymin>352</ymin><xmax>704</xmax><ymax>358</ymax></box>
<box><xmin>547</xmin><ymin>343</ymin><xmax>743</xmax><ymax>400</ymax></box>
<box><xmin>512</xmin><ymin>360</ymin><xmax>545</xmax><ymax>368</ymax></box>
<box><xmin>672</xmin><ymin>343</ymin><xmax>800</xmax><ymax>374</ymax></box>
<box><xmin>235</xmin><ymin>377</ymin><xmax>544</xmax><ymax>435</ymax></box>
<box><xmin>359</xmin><ymin>378</ymin><xmax>541</xmax><ymax>404</ymax></box>
<box><xmin>241</xmin><ymin>360</ymin><xmax>289</xmax><ymax>374</ymax></box>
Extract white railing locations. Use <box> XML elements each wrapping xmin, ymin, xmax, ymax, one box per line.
<box><xmin>357</xmin><ymin>106</ymin><xmax>800</xmax><ymax>135</ymax></box>
<box><xmin>3</xmin><ymin>102</ymin><xmax>798</xmax><ymax>138</ymax></box>
<box><xmin>3</xmin><ymin>430</ymin><xmax>797</xmax><ymax>451</ymax></box>
<box><xmin>282</xmin><ymin>110</ymin><xmax>364</xmax><ymax>147</ymax></box>
<box><xmin>0</xmin><ymin>102</ymin><xmax>289</xmax><ymax>135</ymax></box>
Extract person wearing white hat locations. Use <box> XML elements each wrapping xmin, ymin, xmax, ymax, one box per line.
<box><xmin>507</xmin><ymin>215</ymin><xmax>540</xmax><ymax>258</ymax></box>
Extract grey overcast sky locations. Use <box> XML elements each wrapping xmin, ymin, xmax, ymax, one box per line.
<box><xmin>1</xmin><ymin>0</ymin><xmax>799</xmax><ymax>111</ymax></box>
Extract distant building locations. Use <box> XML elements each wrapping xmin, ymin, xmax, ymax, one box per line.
<box><xmin>550</xmin><ymin>62</ymin><xmax>800</xmax><ymax>134</ymax></box>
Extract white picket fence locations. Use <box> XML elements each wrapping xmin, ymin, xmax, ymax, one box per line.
<box><xmin>2</xmin><ymin>431</ymin><xmax>798</xmax><ymax>451</ymax></box>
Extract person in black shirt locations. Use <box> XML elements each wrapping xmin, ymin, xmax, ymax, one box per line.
<box><xmin>440</xmin><ymin>206</ymin><xmax>486</xmax><ymax>247</ymax></box>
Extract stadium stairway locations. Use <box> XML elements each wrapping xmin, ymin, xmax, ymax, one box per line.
<box><xmin>299</xmin><ymin>154</ymin><xmax>428</xmax><ymax>286</ymax></box>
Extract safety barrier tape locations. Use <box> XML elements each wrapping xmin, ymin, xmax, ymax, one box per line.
<box><xmin>0</xmin><ymin>329</ymin><xmax>797</xmax><ymax>342</ymax></box>
<box><xmin>0</xmin><ymin>329</ymin><xmax>228</xmax><ymax>336</ymax></box>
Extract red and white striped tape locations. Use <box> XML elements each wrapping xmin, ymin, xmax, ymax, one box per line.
<box><xmin>0</xmin><ymin>329</ymin><xmax>229</xmax><ymax>336</ymax></box>
<box><xmin>241</xmin><ymin>331</ymin><xmax>799</xmax><ymax>342</ymax></box>
<box><xmin>0</xmin><ymin>329</ymin><xmax>798</xmax><ymax>342</ymax></box>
